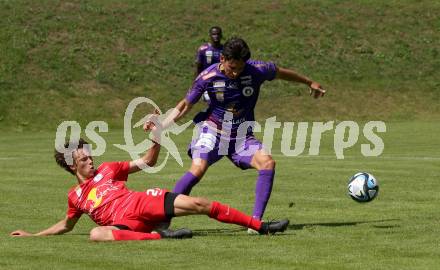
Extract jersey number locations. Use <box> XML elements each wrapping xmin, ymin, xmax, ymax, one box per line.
<box><xmin>146</xmin><ymin>188</ymin><xmax>162</xmax><ymax>197</ymax></box>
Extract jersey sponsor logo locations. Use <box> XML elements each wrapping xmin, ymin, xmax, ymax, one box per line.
<box><xmin>87</xmin><ymin>187</ymin><xmax>103</xmax><ymax>209</ymax></box>
<box><xmin>93</xmin><ymin>173</ymin><xmax>103</xmax><ymax>183</ymax></box>
<box><xmin>85</xmin><ymin>180</ymin><xmax>119</xmax><ymax>211</ymax></box>
<box><xmin>213</xmin><ymin>81</ymin><xmax>226</xmax><ymax>98</ymax></box>
<box><xmin>221</xmin><ymin>117</ymin><xmax>246</xmax><ymax>125</ymax></box>
<box><xmin>205</xmin><ymin>50</ymin><xmax>213</xmax><ymax>64</ymax></box>
<box><xmin>240</xmin><ymin>75</ymin><xmax>252</xmax><ymax>85</ymax></box>
<box><xmin>242</xmin><ymin>86</ymin><xmax>254</xmax><ymax>97</ymax></box>
<box><xmin>213</xmin><ymin>81</ymin><xmax>226</xmax><ymax>88</ymax></box>
<box><xmin>242</xmin><ymin>80</ymin><xmax>252</xmax><ymax>85</ymax></box>
<box><xmin>229</xmin><ymin>81</ymin><xmax>239</xmax><ymax>89</ymax></box>
<box><xmin>75</xmin><ymin>186</ymin><xmax>82</xmax><ymax>197</ymax></box>
<box><xmin>215</xmin><ymin>91</ymin><xmax>224</xmax><ymax>102</ymax></box>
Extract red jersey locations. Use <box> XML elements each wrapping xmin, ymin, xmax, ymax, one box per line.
<box><xmin>67</xmin><ymin>162</ymin><xmax>167</xmax><ymax>232</ymax></box>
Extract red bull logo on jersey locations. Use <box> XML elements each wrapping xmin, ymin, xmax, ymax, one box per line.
<box><xmin>85</xmin><ymin>180</ymin><xmax>119</xmax><ymax>212</ymax></box>
<box><xmin>87</xmin><ymin>188</ymin><xmax>103</xmax><ymax>208</ymax></box>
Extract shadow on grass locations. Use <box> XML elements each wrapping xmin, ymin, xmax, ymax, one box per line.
<box><xmin>289</xmin><ymin>219</ymin><xmax>400</xmax><ymax>230</ymax></box>
<box><xmin>192</xmin><ymin>228</ymin><xmax>246</xmax><ymax>236</ymax></box>
<box><xmin>191</xmin><ymin>219</ymin><xmax>400</xmax><ymax>237</ymax></box>
<box><xmin>62</xmin><ymin>219</ymin><xmax>400</xmax><ymax>238</ymax></box>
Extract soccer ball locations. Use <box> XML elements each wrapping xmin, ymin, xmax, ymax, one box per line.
<box><xmin>347</xmin><ymin>172</ymin><xmax>379</xmax><ymax>203</ymax></box>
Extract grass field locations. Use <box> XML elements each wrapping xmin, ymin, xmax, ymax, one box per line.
<box><xmin>1</xmin><ymin>0</ymin><xmax>439</xmax><ymax>130</ymax></box>
<box><xmin>1</xmin><ymin>0</ymin><xmax>439</xmax><ymax>269</ymax></box>
<box><xmin>1</xmin><ymin>121</ymin><xmax>439</xmax><ymax>270</ymax></box>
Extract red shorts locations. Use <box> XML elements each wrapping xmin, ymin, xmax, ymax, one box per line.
<box><xmin>113</xmin><ymin>188</ymin><xmax>168</xmax><ymax>232</ymax></box>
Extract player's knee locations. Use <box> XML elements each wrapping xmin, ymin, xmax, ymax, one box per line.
<box><xmin>190</xmin><ymin>162</ymin><xmax>208</xmax><ymax>178</ymax></box>
<box><xmin>89</xmin><ymin>227</ymin><xmax>103</xmax><ymax>241</ymax></box>
<box><xmin>89</xmin><ymin>227</ymin><xmax>111</xmax><ymax>242</ymax></box>
<box><xmin>192</xmin><ymin>197</ymin><xmax>211</xmax><ymax>214</ymax></box>
<box><xmin>260</xmin><ymin>158</ymin><xmax>276</xmax><ymax>170</ymax></box>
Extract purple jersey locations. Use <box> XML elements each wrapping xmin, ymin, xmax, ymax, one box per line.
<box><xmin>186</xmin><ymin>60</ymin><xmax>277</xmax><ymax>134</ymax></box>
<box><xmin>196</xmin><ymin>43</ymin><xmax>223</xmax><ymax>71</ymax></box>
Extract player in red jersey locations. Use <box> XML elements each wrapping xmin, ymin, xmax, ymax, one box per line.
<box><xmin>10</xmin><ymin>117</ymin><xmax>289</xmax><ymax>241</ymax></box>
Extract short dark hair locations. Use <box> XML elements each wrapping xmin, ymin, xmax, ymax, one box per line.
<box><xmin>209</xmin><ymin>26</ymin><xmax>222</xmax><ymax>34</ymax></box>
<box><xmin>222</xmin><ymin>37</ymin><xmax>251</xmax><ymax>61</ymax></box>
<box><xmin>54</xmin><ymin>138</ymin><xmax>89</xmax><ymax>175</ymax></box>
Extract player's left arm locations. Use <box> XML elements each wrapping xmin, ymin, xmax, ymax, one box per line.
<box><xmin>276</xmin><ymin>67</ymin><xmax>326</xmax><ymax>98</ymax></box>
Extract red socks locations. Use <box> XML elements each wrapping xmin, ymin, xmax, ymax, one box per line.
<box><xmin>112</xmin><ymin>202</ymin><xmax>263</xmax><ymax>240</ymax></box>
<box><xmin>112</xmin><ymin>230</ymin><xmax>161</xmax><ymax>241</ymax></box>
<box><xmin>209</xmin><ymin>201</ymin><xmax>262</xmax><ymax>231</ymax></box>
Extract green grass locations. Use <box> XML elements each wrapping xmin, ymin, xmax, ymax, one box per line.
<box><xmin>1</xmin><ymin>121</ymin><xmax>439</xmax><ymax>270</ymax></box>
<box><xmin>1</xmin><ymin>0</ymin><xmax>439</xmax><ymax>269</ymax></box>
<box><xmin>1</xmin><ymin>0</ymin><xmax>440</xmax><ymax>130</ymax></box>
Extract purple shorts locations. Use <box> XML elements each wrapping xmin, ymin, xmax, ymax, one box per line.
<box><xmin>188</xmin><ymin>124</ymin><xmax>263</xmax><ymax>169</ymax></box>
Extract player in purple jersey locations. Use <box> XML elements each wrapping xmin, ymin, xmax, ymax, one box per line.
<box><xmin>195</xmin><ymin>26</ymin><xmax>224</xmax><ymax>103</ymax></box>
<box><xmin>195</xmin><ymin>26</ymin><xmax>224</xmax><ymax>77</ymax></box>
<box><xmin>147</xmin><ymin>37</ymin><xmax>325</xmax><ymax>232</ymax></box>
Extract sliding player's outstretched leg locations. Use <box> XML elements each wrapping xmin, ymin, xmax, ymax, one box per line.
<box><xmin>172</xmin><ymin>193</ymin><xmax>289</xmax><ymax>235</ymax></box>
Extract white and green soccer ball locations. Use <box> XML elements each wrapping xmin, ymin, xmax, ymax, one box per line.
<box><xmin>347</xmin><ymin>172</ymin><xmax>379</xmax><ymax>203</ymax></box>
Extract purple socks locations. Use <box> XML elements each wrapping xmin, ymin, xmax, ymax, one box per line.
<box><xmin>173</xmin><ymin>170</ymin><xmax>274</xmax><ymax>219</ymax></box>
<box><xmin>172</xmin><ymin>172</ymin><xmax>200</xmax><ymax>195</ymax></box>
<box><xmin>252</xmin><ymin>169</ymin><xmax>275</xmax><ymax>220</ymax></box>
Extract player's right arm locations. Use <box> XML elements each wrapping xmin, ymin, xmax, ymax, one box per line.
<box><xmin>167</xmin><ymin>98</ymin><xmax>194</xmax><ymax>125</ymax></box>
<box><xmin>143</xmin><ymin>73</ymin><xmax>207</xmax><ymax>133</ymax></box>
<box><xmin>142</xmin><ymin>98</ymin><xmax>193</xmax><ymax>134</ymax></box>
<box><xmin>10</xmin><ymin>216</ymin><xmax>79</xmax><ymax>237</ymax></box>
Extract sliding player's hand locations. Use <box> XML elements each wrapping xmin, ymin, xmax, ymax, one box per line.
<box><xmin>143</xmin><ymin>109</ymin><xmax>162</xmax><ymax>142</ymax></box>
<box><xmin>143</xmin><ymin>109</ymin><xmax>161</xmax><ymax>132</ymax></box>
<box><xmin>10</xmin><ymin>230</ymin><xmax>33</xmax><ymax>237</ymax></box>
<box><xmin>309</xmin><ymin>82</ymin><xmax>326</xmax><ymax>99</ymax></box>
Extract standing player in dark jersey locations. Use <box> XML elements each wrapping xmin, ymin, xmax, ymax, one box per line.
<box><xmin>10</xmin><ymin>118</ymin><xmax>289</xmax><ymax>241</ymax></box>
<box><xmin>195</xmin><ymin>26</ymin><xmax>224</xmax><ymax>102</ymax></box>
<box><xmin>149</xmin><ymin>37</ymin><xmax>325</xmax><ymax>232</ymax></box>
<box><xmin>195</xmin><ymin>26</ymin><xmax>224</xmax><ymax>77</ymax></box>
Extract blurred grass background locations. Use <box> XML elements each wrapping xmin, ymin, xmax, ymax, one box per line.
<box><xmin>0</xmin><ymin>0</ymin><xmax>439</xmax><ymax>131</ymax></box>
